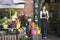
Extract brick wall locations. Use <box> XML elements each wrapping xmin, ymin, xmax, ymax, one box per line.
<box><xmin>16</xmin><ymin>0</ymin><xmax>33</xmax><ymax>17</ymax></box>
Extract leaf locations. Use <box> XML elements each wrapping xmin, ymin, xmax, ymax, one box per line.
<box><xmin>0</xmin><ymin>18</ymin><xmax>8</xmax><ymax>25</ymax></box>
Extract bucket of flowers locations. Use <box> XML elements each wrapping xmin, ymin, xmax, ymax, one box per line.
<box><xmin>19</xmin><ymin>35</ymin><xmax>31</xmax><ymax>40</ymax></box>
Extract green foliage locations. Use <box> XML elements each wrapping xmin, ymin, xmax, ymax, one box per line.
<box><xmin>11</xmin><ymin>9</ymin><xmax>16</xmax><ymax>16</ymax></box>
<box><xmin>8</xmin><ymin>30</ymin><xmax>16</xmax><ymax>34</ymax></box>
<box><xmin>0</xmin><ymin>9</ymin><xmax>16</xmax><ymax>25</ymax></box>
<box><xmin>0</xmin><ymin>17</ymin><xmax>8</xmax><ymax>25</ymax></box>
<box><xmin>6</xmin><ymin>9</ymin><xmax>16</xmax><ymax>16</ymax></box>
<box><xmin>19</xmin><ymin>35</ymin><xmax>31</xmax><ymax>40</ymax></box>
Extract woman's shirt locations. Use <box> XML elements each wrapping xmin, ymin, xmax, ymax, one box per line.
<box><xmin>42</xmin><ymin>13</ymin><xmax>47</xmax><ymax>17</ymax></box>
<box><xmin>40</xmin><ymin>11</ymin><xmax>49</xmax><ymax>19</ymax></box>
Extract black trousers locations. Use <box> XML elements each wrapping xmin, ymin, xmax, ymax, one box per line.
<box><xmin>41</xmin><ymin>19</ymin><xmax>48</xmax><ymax>37</ymax></box>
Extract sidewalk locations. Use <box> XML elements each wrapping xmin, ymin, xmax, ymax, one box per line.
<box><xmin>46</xmin><ymin>34</ymin><xmax>60</xmax><ymax>40</ymax></box>
<box><xmin>32</xmin><ymin>34</ymin><xmax>60</xmax><ymax>40</ymax></box>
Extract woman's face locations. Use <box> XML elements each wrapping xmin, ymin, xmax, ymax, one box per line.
<box><xmin>43</xmin><ymin>6</ymin><xmax>46</xmax><ymax>11</ymax></box>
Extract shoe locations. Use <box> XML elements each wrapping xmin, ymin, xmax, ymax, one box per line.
<box><xmin>42</xmin><ymin>37</ymin><xmax>47</xmax><ymax>40</ymax></box>
<box><xmin>43</xmin><ymin>37</ymin><xmax>47</xmax><ymax>39</ymax></box>
<box><xmin>42</xmin><ymin>38</ymin><xmax>47</xmax><ymax>40</ymax></box>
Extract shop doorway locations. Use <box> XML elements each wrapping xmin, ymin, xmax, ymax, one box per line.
<box><xmin>47</xmin><ymin>3</ymin><xmax>59</xmax><ymax>35</ymax></box>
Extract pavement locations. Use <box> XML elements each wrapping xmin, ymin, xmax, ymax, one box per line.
<box><xmin>0</xmin><ymin>33</ymin><xmax>60</xmax><ymax>40</ymax></box>
<box><xmin>46</xmin><ymin>34</ymin><xmax>60</xmax><ymax>40</ymax></box>
<box><xmin>32</xmin><ymin>34</ymin><xmax>60</xmax><ymax>40</ymax></box>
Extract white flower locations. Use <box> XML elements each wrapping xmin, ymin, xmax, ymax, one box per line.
<box><xmin>25</xmin><ymin>35</ymin><xmax>28</xmax><ymax>38</ymax></box>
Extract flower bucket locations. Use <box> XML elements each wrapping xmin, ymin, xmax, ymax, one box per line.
<box><xmin>31</xmin><ymin>28</ymin><xmax>36</xmax><ymax>35</ymax></box>
<box><xmin>36</xmin><ymin>28</ymin><xmax>41</xmax><ymax>35</ymax></box>
<box><xmin>36</xmin><ymin>29</ymin><xmax>41</xmax><ymax>35</ymax></box>
<box><xmin>10</xmin><ymin>22</ymin><xmax>16</xmax><ymax>28</ymax></box>
<box><xmin>16</xmin><ymin>22</ymin><xmax>21</xmax><ymax>29</ymax></box>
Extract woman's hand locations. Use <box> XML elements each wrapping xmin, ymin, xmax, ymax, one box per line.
<box><xmin>42</xmin><ymin>17</ymin><xmax>47</xmax><ymax>19</ymax></box>
<box><xmin>42</xmin><ymin>17</ymin><xmax>49</xmax><ymax>20</ymax></box>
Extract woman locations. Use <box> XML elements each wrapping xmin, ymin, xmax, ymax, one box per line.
<box><xmin>40</xmin><ymin>5</ymin><xmax>49</xmax><ymax>39</ymax></box>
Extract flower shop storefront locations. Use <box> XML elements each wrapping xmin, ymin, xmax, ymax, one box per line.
<box><xmin>0</xmin><ymin>0</ymin><xmax>29</xmax><ymax>40</ymax></box>
<box><xmin>0</xmin><ymin>7</ymin><xmax>41</xmax><ymax>40</ymax></box>
<box><xmin>0</xmin><ymin>0</ymin><xmax>42</xmax><ymax>40</ymax></box>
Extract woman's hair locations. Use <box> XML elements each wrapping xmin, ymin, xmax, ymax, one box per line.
<box><xmin>41</xmin><ymin>5</ymin><xmax>47</xmax><ymax>11</ymax></box>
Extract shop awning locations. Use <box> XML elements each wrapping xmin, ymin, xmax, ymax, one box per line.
<box><xmin>0</xmin><ymin>4</ymin><xmax>25</xmax><ymax>8</ymax></box>
<box><xmin>0</xmin><ymin>0</ymin><xmax>25</xmax><ymax>5</ymax></box>
<box><xmin>0</xmin><ymin>0</ymin><xmax>25</xmax><ymax>8</ymax></box>
<box><xmin>13</xmin><ymin>0</ymin><xmax>25</xmax><ymax>4</ymax></box>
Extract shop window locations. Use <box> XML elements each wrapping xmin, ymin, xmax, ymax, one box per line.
<box><xmin>55</xmin><ymin>0</ymin><xmax>60</xmax><ymax>2</ymax></box>
<box><xmin>45</xmin><ymin>0</ymin><xmax>60</xmax><ymax>3</ymax></box>
<box><xmin>45</xmin><ymin>0</ymin><xmax>50</xmax><ymax>3</ymax></box>
<box><xmin>50</xmin><ymin>0</ymin><xmax>55</xmax><ymax>2</ymax></box>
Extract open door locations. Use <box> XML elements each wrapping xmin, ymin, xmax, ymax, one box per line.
<box><xmin>47</xmin><ymin>3</ymin><xmax>59</xmax><ymax>35</ymax></box>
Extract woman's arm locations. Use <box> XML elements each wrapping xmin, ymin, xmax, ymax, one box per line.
<box><xmin>40</xmin><ymin>11</ymin><xmax>42</xmax><ymax>18</ymax></box>
<box><xmin>46</xmin><ymin>11</ymin><xmax>49</xmax><ymax>20</ymax></box>
<box><xmin>40</xmin><ymin>11</ymin><xmax>48</xmax><ymax>19</ymax></box>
